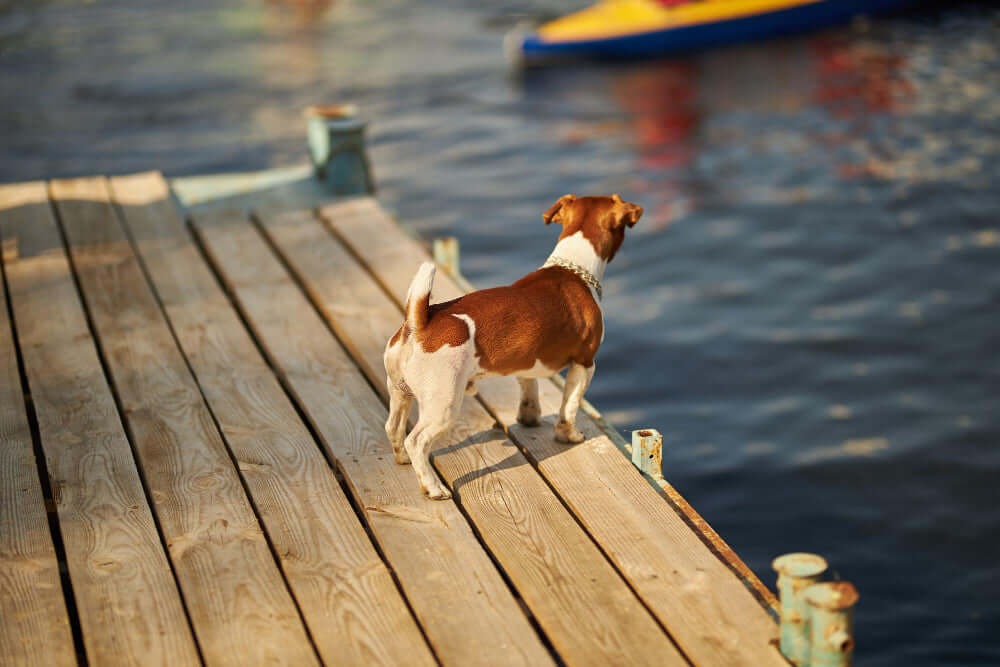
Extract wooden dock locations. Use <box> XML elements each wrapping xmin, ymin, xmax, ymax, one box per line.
<box><xmin>1</xmin><ymin>170</ymin><xmax>785</xmax><ymax>666</ymax></box>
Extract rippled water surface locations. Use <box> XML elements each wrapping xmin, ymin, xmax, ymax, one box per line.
<box><xmin>2</xmin><ymin>1</ymin><xmax>998</xmax><ymax>663</ymax></box>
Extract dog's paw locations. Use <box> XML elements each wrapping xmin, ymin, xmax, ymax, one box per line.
<box><xmin>393</xmin><ymin>447</ymin><xmax>411</xmax><ymax>465</ymax></box>
<box><xmin>422</xmin><ymin>480</ymin><xmax>452</xmax><ymax>500</ymax></box>
<box><xmin>517</xmin><ymin>413</ymin><xmax>540</xmax><ymax>427</ymax></box>
<box><xmin>554</xmin><ymin>420</ymin><xmax>585</xmax><ymax>444</ymax></box>
<box><xmin>517</xmin><ymin>400</ymin><xmax>542</xmax><ymax>426</ymax></box>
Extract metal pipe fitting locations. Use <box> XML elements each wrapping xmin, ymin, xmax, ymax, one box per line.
<box><xmin>772</xmin><ymin>552</ymin><xmax>828</xmax><ymax>665</ymax></box>
<box><xmin>804</xmin><ymin>582</ymin><xmax>858</xmax><ymax>667</ymax></box>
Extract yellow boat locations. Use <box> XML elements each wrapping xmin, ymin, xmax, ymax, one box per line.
<box><xmin>507</xmin><ymin>0</ymin><xmax>918</xmax><ymax>64</ymax></box>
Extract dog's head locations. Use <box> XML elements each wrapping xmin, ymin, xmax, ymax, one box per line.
<box><xmin>543</xmin><ymin>193</ymin><xmax>642</xmax><ymax>262</ymax></box>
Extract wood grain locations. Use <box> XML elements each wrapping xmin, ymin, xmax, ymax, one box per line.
<box><xmin>191</xmin><ymin>204</ymin><xmax>553</xmax><ymax>667</ymax></box>
<box><xmin>0</xmin><ymin>184</ymin><xmax>77</xmax><ymax>667</ymax></box>
<box><xmin>0</xmin><ymin>181</ymin><xmax>200</xmax><ymax>666</ymax></box>
<box><xmin>50</xmin><ymin>177</ymin><xmax>318</xmax><ymax>667</ymax></box>
<box><xmin>321</xmin><ymin>197</ymin><xmax>785</xmax><ymax>665</ymax></box>
<box><xmin>109</xmin><ymin>171</ymin><xmax>436</xmax><ymax>667</ymax></box>
<box><xmin>250</xmin><ymin>205</ymin><xmax>686</xmax><ymax>667</ymax></box>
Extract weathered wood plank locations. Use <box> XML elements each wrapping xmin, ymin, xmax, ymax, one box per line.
<box><xmin>248</xmin><ymin>206</ymin><xmax>686</xmax><ymax>667</ymax></box>
<box><xmin>320</xmin><ymin>197</ymin><xmax>785</xmax><ymax>665</ymax></box>
<box><xmin>108</xmin><ymin>171</ymin><xmax>436</xmax><ymax>667</ymax></box>
<box><xmin>49</xmin><ymin>177</ymin><xmax>318</xmax><ymax>667</ymax></box>
<box><xmin>0</xmin><ymin>182</ymin><xmax>200</xmax><ymax>666</ymax></box>
<box><xmin>0</xmin><ymin>185</ymin><xmax>77</xmax><ymax>667</ymax></box>
<box><xmin>190</xmin><ymin>204</ymin><xmax>554</xmax><ymax>667</ymax></box>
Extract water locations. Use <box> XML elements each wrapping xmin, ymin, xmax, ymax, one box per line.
<box><xmin>2</xmin><ymin>1</ymin><xmax>998</xmax><ymax>663</ymax></box>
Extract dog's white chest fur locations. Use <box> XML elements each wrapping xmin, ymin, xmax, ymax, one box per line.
<box><xmin>546</xmin><ymin>231</ymin><xmax>606</xmax><ymax>343</ymax></box>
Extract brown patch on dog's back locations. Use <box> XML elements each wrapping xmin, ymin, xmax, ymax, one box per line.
<box><xmin>417</xmin><ymin>267</ymin><xmax>602</xmax><ymax>372</ymax></box>
<box><xmin>417</xmin><ymin>305</ymin><xmax>472</xmax><ymax>353</ymax></box>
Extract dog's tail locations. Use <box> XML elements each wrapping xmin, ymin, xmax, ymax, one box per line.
<box><xmin>404</xmin><ymin>261</ymin><xmax>436</xmax><ymax>333</ymax></box>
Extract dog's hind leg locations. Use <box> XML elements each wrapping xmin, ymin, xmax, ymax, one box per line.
<box><xmin>386</xmin><ymin>379</ymin><xmax>413</xmax><ymax>464</ymax></box>
<box><xmin>404</xmin><ymin>391</ymin><xmax>461</xmax><ymax>500</ymax></box>
<box><xmin>516</xmin><ymin>378</ymin><xmax>541</xmax><ymax>426</ymax></box>
<box><xmin>554</xmin><ymin>362</ymin><xmax>594</xmax><ymax>444</ymax></box>
<box><xmin>404</xmin><ymin>420</ymin><xmax>452</xmax><ymax>500</ymax></box>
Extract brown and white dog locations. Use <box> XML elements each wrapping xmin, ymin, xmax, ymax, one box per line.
<box><xmin>384</xmin><ymin>194</ymin><xmax>643</xmax><ymax>499</ymax></box>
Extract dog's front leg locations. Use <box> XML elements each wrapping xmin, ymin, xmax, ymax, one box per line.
<box><xmin>554</xmin><ymin>362</ymin><xmax>594</xmax><ymax>443</ymax></box>
<box><xmin>516</xmin><ymin>378</ymin><xmax>541</xmax><ymax>426</ymax></box>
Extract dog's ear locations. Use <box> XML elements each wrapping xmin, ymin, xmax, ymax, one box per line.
<box><xmin>622</xmin><ymin>203</ymin><xmax>643</xmax><ymax>228</ymax></box>
<box><xmin>543</xmin><ymin>194</ymin><xmax>576</xmax><ymax>225</ymax></box>
<box><xmin>610</xmin><ymin>202</ymin><xmax>643</xmax><ymax>230</ymax></box>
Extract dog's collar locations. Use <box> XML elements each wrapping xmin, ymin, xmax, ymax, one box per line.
<box><xmin>543</xmin><ymin>256</ymin><xmax>602</xmax><ymax>300</ymax></box>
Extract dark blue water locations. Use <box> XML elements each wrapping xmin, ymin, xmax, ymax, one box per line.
<box><xmin>2</xmin><ymin>1</ymin><xmax>998</xmax><ymax>663</ymax></box>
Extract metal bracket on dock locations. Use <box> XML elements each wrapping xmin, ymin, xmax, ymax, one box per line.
<box><xmin>630</xmin><ymin>429</ymin><xmax>663</xmax><ymax>479</ymax></box>
<box><xmin>306</xmin><ymin>104</ymin><xmax>375</xmax><ymax>195</ymax></box>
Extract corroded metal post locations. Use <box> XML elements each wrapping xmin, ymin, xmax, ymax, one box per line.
<box><xmin>305</xmin><ymin>104</ymin><xmax>375</xmax><ymax>195</ymax></box>
<box><xmin>804</xmin><ymin>582</ymin><xmax>858</xmax><ymax>667</ymax></box>
<box><xmin>630</xmin><ymin>429</ymin><xmax>663</xmax><ymax>478</ymax></box>
<box><xmin>772</xmin><ymin>553</ymin><xmax>828</xmax><ymax>665</ymax></box>
<box><xmin>433</xmin><ymin>237</ymin><xmax>460</xmax><ymax>276</ymax></box>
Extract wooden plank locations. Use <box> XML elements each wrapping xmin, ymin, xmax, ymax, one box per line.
<box><xmin>108</xmin><ymin>172</ymin><xmax>436</xmax><ymax>667</ymax></box>
<box><xmin>245</xmin><ymin>206</ymin><xmax>687</xmax><ymax>667</ymax></box>
<box><xmin>320</xmin><ymin>198</ymin><xmax>785</xmax><ymax>665</ymax></box>
<box><xmin>49</xmin><ymin>177</ymin><xmax>318</xmax><ymax>667</ymax></box>
<box><xmin>0</xmin><ymin>182</ymin><xmax>200</xmax><ymax>666</ymax></box>
<box><xmin>189</xmin><ymin>204</ymin><xmax>554</xmax><ymax>667</ymax></box>
<box><xmin>0</xmin><ymin>185</ymin><xmax>77</xmax><ymax>667</ymax></box>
